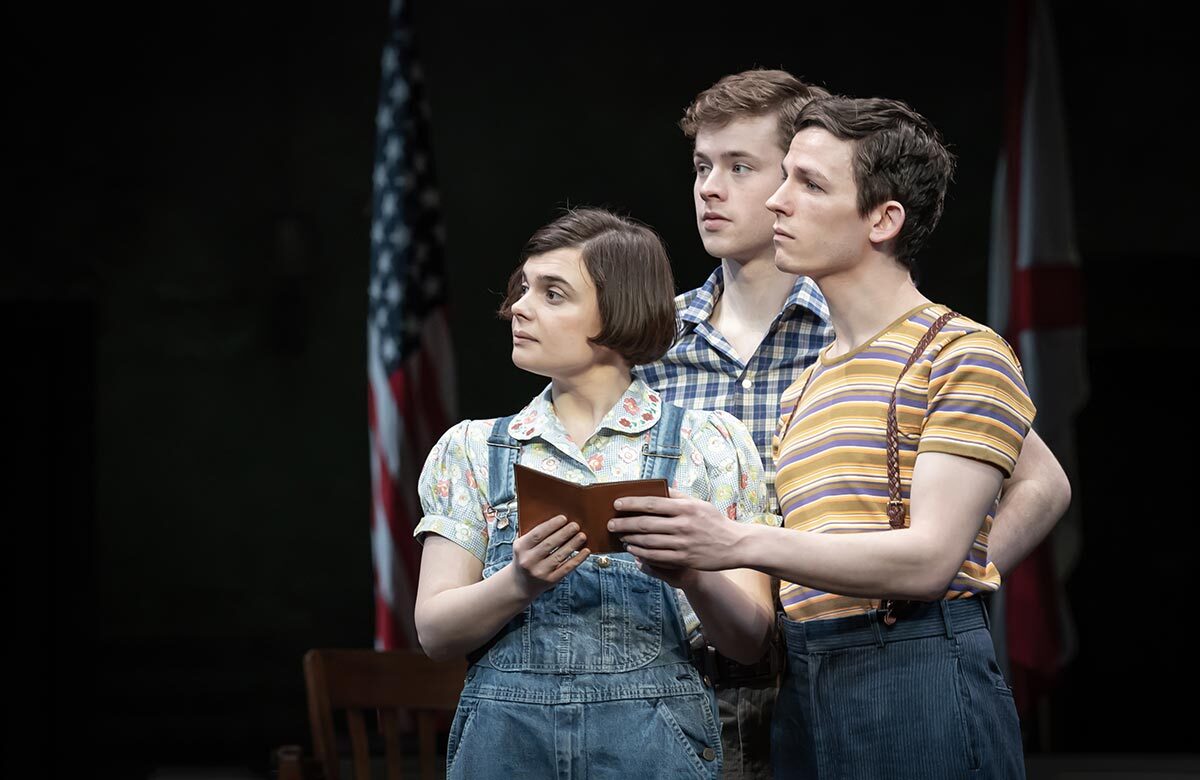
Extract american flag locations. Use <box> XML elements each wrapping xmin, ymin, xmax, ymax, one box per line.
<box><xmin>987</xmin><ymin>0</ymin><xmax>1085</xmax><ymax>722</ymax></box>
<box><xmin>368</xmin><ymin>0</ymin><xmax>456</xmax><ymax>650</ymax></box>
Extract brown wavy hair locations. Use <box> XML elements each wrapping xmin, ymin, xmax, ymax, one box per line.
<box><xmin>498</xmin><ymin>208</ymin><xmax>677</xmax><ymax>366</ymax></box>
<box><xmin>680</xmin><ymin>69</ymin><xmax>830</xmax><ymax>152</ymax></box>
<box><xmin>793</xmin><ymin>96</ymin><xmax>957</xmax><ymax>271</ymax></box>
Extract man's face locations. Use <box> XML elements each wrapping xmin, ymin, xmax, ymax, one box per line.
<box><xmin>692</xmin><ymin>114</ymin><xmax>786</xmax><ymax>263</ymax></box>
<box><xmin>509</xmin><ymin>248</ymin><xmax>611</xmax><ymax>379</ymax></box>
<box><xmin>766</xmin><ymin>127</ymin><xmax>869</xmax><ymax>279</ymax></box>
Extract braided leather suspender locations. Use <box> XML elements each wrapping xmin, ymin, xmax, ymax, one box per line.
<box><xmin>782</xmin><ymin>308</ymin><xmax>960</xmax><ymax>626</ymax></box>
<box><xmin>879</xmin><ymin>310</ymin><xmax>960</xmax><ymax>624</ymax></box>
<box><xmin>885</xmin><ymin>310</ymin><xmax>960</xmax><ymax>529</ymax></box>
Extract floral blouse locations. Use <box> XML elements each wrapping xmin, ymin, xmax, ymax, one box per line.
<box><xmin>414</xmin><ymin>378</ymin><xmax>778</xmax><ymax>635</ymax></box>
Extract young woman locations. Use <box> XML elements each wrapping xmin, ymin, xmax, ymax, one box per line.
<box><xmin>412</xmin><ymin>208</ymin><xmax>778</xmax><ymax>779</ymax></box>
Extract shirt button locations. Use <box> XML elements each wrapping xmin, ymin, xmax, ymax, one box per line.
<box><xmin>702</xmin><ymin>747</ymin><xmax>717</xmax><ymax>761</ymax></box>
<box><xmin>596</xmin><ymin>556</ymin><xmax>611</xmax><ymax>568</ymax></box>
<box><xmin>741</xmin><ymin>379</ymin><xmax>752</xmax><ymax>389</ymax></box>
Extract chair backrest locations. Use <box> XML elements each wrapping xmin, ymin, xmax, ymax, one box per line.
<box><xmin>303</xmin><ymin>649</ymin><xmax>467</xmax><ymax>780</ymax></box>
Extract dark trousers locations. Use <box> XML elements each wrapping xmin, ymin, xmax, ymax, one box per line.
<box><xmin>716</xmin><ymin>678</ymin><xmax>777</xmax><ymax>779</ymax></box>
<box><xmin>771</xmin><ymin>599</ymin><xmax>1024</xmax><ymax>780</ymax></box>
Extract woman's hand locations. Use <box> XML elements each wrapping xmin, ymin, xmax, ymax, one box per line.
<box><xmin>510</xmin><ymin>514</ymin><xmax>591</xmax><ymax>600</ymax></box>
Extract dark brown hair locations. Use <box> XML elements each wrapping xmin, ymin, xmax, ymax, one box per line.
<box><xmin>498</xmin><ymin>208</ymin><xmax>677</xmax><ymax>366</ymax></box>
<box><xmin>680</xmin><ymin>69</ymin><xmax>831</xmax><ymax>152</ymax></box>
<box><xmin>793</xmin><ymin>96</ymin><xmax>956</xmax><ymax>270</ymax></box>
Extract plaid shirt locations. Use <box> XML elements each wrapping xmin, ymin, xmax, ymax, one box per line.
<box><xmin>635</xmin><ymin>267</ymin><xmax>831</xmax><ymax>513</ymax></box>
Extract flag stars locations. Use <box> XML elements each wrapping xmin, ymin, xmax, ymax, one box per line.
<box><xmin>389</xmin><ymin>225</ymin><xmax>411</xmax><ymax>250</ymax></box>
<box><xmin>389</xmin><ymin>78</ymin><xmax>410</xmax><ymax>105</ymax></box>
<box><xmin>384</xmin><ymin>137</ymin><xmax>403</xmax><ymax>163</ymax></box>
<box><xmin>369</xmin><ymin>24</ymin><xmax>449</xmax><ymax>375</ymax></box>
<box><xmin>377</xmin><ymin>106</ymin><xmax>393</xmax><ymax>131</ymax></box>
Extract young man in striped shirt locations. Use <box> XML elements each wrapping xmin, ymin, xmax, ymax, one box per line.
<box><xmin>628</xmin><ymin>80</ymin><xmax>1068</xmax><ymax>778</ymax></box>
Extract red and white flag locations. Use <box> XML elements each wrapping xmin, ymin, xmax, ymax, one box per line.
<box><xmin>368</xmin><ymin>0</ymin><xmax>456</xmax><ymax>650</ymax></box>
<box><xmin>987</xmin><ymin>0</ymin><xmax>1087</xmax><ymax>717</ymax></box>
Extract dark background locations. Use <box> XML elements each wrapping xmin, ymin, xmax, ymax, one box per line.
<box><xmin>8</xmin><ymin>0</ymin><xmax>1192</xmax><ymax>776</ymax></box>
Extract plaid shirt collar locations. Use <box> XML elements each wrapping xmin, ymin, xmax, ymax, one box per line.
<box><xmin>677</xmin><ymin>266</ymin><xmax>829</xmax><ymax>332</ymax></box>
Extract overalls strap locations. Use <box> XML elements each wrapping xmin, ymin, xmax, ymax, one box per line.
<box><xmin>486</xmin><ymin>416</ymin><xmax>521</xmax><ymax>510</ymax></box>
<box><xmin>640</xmin><ymin>401</ymin><xmax>684</xmax><ymax>484</ymax></box>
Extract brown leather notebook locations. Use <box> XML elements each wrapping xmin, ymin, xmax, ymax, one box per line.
<box><xmin>513</xmin><ymin>464</ymin><xmax>668</xmax><ymax>554</ymax></box>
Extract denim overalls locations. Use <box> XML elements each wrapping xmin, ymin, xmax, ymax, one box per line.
<box><xmin>445</xmin><ymin>402</ymin><xmax>723</xmax><ymax>779</ymax></box>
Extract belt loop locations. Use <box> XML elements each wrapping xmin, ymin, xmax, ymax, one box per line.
<box><xmin>940</xmin><ymin>600</ymin><xmax>955</xmax><ymax>639</ymax></box>
<box><xmin>868</xmin><ymin>609</ymin><xmax>885</xmax><ymax>647</ymax></box>
<box><xmin>980</xmin><ymin>596</ymin><xmax>992</xmax><ymax>631</ymax></box>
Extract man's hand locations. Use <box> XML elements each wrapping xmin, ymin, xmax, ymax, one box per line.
<box><xmin>609</xmin><ymin>489</ymin><xmax>745</xmax><ymax>571</ymax></box>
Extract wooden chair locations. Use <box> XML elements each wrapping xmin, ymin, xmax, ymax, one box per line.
<box><xmin>301</xmin><ymin>649</ymin><xmax>467</xmax><ymax>780</ymax></box>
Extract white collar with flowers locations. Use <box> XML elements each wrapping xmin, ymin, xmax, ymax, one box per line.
<box><xmin>507</xmin><ymin>378</ymin><xmax>665</xmax><ymax>442</ymax></box>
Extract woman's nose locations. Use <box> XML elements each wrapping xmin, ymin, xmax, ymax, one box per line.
<box><xmin>510</xmin><ymin>291</ymin><xmax>532</xmax><ymax>319</ymax></box>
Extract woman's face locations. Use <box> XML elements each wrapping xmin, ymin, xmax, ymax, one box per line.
<box><xmin>509</xmin><ymin>248</ymin><xmax>615</xmax><ymax>380</ymax></box>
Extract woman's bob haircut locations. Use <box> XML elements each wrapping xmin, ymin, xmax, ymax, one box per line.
<box><xmin>499</xmin><ymin>207</ymin><xmax>677</xmax><ymax>366</ymax></box>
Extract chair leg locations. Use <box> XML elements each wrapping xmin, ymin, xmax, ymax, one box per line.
<box><xmin>418</xmin><ymin>712</ymin><xmax>438</xmax><ymax>780</ymax></box>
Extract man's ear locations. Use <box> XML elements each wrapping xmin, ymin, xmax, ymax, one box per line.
<box><xmin>868</xmin><ymin>201</ymin><xmax>905</xmax><ymax>246</ymax></box>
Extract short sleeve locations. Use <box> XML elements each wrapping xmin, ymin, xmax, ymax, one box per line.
<box><xmin>413</xmin><ymin>420</ymin><xmax>492</xmax><ymax>562</ymax></box>
<box><xmin>686</xmin><ymin>410</ymin><xmax>781</xmax><ymax>528</ymax></box>
<box><xmin>917</xmin><ymin>331</ymin><xmax>1037</xmax><ymax>478</ymax></box>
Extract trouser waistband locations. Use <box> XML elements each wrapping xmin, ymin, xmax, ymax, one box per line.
<box><xmin>778</xmin><ymin>597</ymin><xmax>990</xmax><ymax>653</ymax></box>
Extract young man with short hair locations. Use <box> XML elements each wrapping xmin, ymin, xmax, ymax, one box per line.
<box><xmin>635</xmin><ymin>70</ymin><xmax>833</xmax><ymax>779</ymax></box>
<box><xmin>621</xmin><ymin>94</ymin><xmax>1036</xmax><ymax>778</ymax></box>
<box><xmin>632</xmin><ymin>79</ymin><xmax>1066</xmax><ymax>777</ymax></box>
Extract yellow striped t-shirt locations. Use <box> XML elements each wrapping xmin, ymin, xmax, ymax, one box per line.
<box><xmin>772</xmin><ymin>303</ymin><xmax>1037</xmax><ymax>623</ymax></box>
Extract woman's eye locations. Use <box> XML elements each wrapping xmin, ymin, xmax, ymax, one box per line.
<box><xmin>694</xmin><ymin>163</ymin><xmax>711</xmax><ymax>176</ymax></box>
<box><xmin>732</xmin><ymin>163</ymin><xmax>751</xmax><ymax>174</ymax></box>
